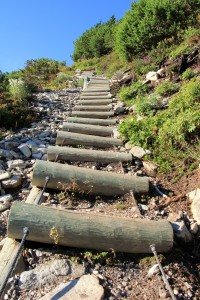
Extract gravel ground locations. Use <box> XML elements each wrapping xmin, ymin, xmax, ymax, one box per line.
<box><xmin>0</xmin><ymin>88</ymin><xmax>199</xmax><ymax>300</ymax></box>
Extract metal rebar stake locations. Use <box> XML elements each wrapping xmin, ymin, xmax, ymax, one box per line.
<box><xmin>150</xmin><ymin>244</ymin><xmax>176</xmax><ymax>300</ymax></box>
<box><xmin>0</xmin><ymin>227</ymin><xmax>29</xmax><ymax>298</ymax></box>
<box><xmin>37</xmin><ymin>176</ymin><xmax>50</xmax><ymax>205</ymax></box>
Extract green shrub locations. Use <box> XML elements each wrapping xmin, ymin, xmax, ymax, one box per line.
<box><xmin>115</xmin><ymin>0</ymin><xmax>199</xmax><ymax>61</ymax></box>
<box><xmin>56</xmin><ymin>72</ymin><xmax>71</xmax><ymax>83</ymax></box>
<box><xmin>119</xmin><ymin>81</ymin><xmax>148</xmax><ymax>104</ymax></box>
<box><xmin>181</xmin><ymin>68</ymin><xmax>196</xmax><ymax>80</ymax></box>
<box><xmin>119</xmin><ymin>78</ymin><xmax>200</xmax><ymax>171</ymax></box>
<box><xmin>134</xmin><ymin>94</ymin><xmax>164</xmax><ymax>116</ymax></box>
<box><xmin>155</xmin><ymin>81</ymin><xmax>179</xmax><ymax>96</ymax></box>
<box><xmin>9</xmin><ymin>79</ymin><xmax>31</xmax><ymax>103</ymax></box>
<box><xmin>0</xmin><ymin>71</ymin><xmax>9</xmax><ymax>92</ymax></box>
<box><xmin>170</xmin><ymin>27</ymin><xmax>200</xmax><ymax>59</ymax></box>
<box><xmin>0</xmin><ymin>103</ymin><xmax>36</xmax><ymax>129</ymax></box>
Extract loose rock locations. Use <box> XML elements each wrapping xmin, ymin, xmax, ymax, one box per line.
<box><xmin>39</xmin><ymin>274</ymin><xmax>104</xmax><ymax>300</ymax></box>
<box><xmin>170</xmin><ymin>221</ymin><xmax>192</xmax><ymax>242</ymax></box>
<box><xmin>19</xmin><ymin>259</ymin><xmax>71</xmax><ymax>289</ymax></box>
<box><xmin>2</xmin><ymin>175</ymin><xmax>22</xmax><ymax>189</ymax></box>
<box><xmin>18</xmin><ymin>144</ymin><xmax>32</xmax><ymax>158</ymax></box>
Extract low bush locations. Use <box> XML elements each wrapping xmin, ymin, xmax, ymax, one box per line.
<box><xmin>181</xmin><ymin>68</ymin><xmax>197</xmax><ymax>80</ymax></box>
<box><xmin>119</xmin><ymin>81</ymin><xmax>148</xmax><ymax>104</ymax></box>
<box><xmin>154</xmin><ymin>81</ymin><xmax>179</xmax><ymax>97</ymax></box>
<box><xmin>119</xmin><ymin>78</ymin><xmax>200</xmax><ymax>171</ymax></box>
<box><xmin>0</xmin><ymin>103</ymin><xmax>36</xmax><ymax>129</ymax></box>
<box><xmin>9</xmin><ymin>79</ymin><xmax>32</xmax><ymax>103</ymax></box>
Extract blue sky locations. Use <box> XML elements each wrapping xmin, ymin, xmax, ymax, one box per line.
<box><xmin>0</xmin><ymin>0</ymin><xmax>133</xmax><ymax>73</ymax></box>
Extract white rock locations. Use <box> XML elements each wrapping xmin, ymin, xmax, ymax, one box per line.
<box><xmin>187</xmin><ymin>188</ymin><xmax>200</xmax><ymax>203</ymax></box>
<box><xmin>147</xmin><ymin>264</ymin><xmax>159</xmax><ymax>277</ymax></box>
<box><xmin>125</xmin><ymin>142</ymin><xmax>133</xmax><ymax>150</ymax></box>
<box><xmin>18</xmin><ymin>144</ymin><xmax>32</xmax><ymax>158</ymax></box>
<box><xmin>0</xmin><ymin>194</ymin><xmax>13</xmax><ymax>211</ymax></box>
<box><xmin>0</xmin><ymin>171</ymin><xmax>11</xmax><ymax>181</ymax></box>
<box><xmin>143</xmin><ymin>161</ymin><xmax>157</xmax><ymax>176</ymax></box>
<box><xmin>190</xmin><ymin>222</ymin><xmax>199</xmax><ymax>235</ymax></box>
<box><xmin>170</xmin><ymin>221</ymin><xmax>192</xmax><ymax>242</ymax></box>
<box><xmin>19</xmin><ymin>259</ymin><xmax>71</xmax><ymax>289</ymax></box>
<box><xmin>32</xmin><ymin>147</ymin><xmax>47</xmax><ymax>154</ymax></box>
<box><xmin>146</xmin><ymin>71</ymin><xmax>159</xmax><ymax>81</ymax></box>
<box><xmin>39</xmin><ymin>274</ymin><xmax>104</xmax><ymax>300</ymax></box>
<box><xmin>7</xmin><ymin>159</ymin><xmax>26</xmax><ymax>169</ymax></box>
<box><xmin>2</xmin><ymin>175</ymin><xmax>21</xmax><ymax>189</ymax></box>
<box><xmin>190</xmin><ymin>189</ymin><xmax>200</xmax><ymax>224</ymax></box>
<box><xmin>129</xmin><ymin>146</ymin><xmax>151</xmax><ymax>159</ymax></box>
<box><xmin>112</xmin><ymin>128</ymin><xmax>121</xmax><ymax>139</ymax></box>
<box><xmin>0</xmin><ymin>194</ymin><xmax>13</xmax><ymax>203</ymax></box>
<box><xmin>25</xmin><ymin>140</ymin><xmax>38</xmax><ymax>148</ymax></box>
<box><xmin>114</xmin><ymin>105</ymin><xmax>124</xmax><ymax>114</ymax></box>
<box><xmin>139</xmin><ymin>204</ymin><xmax>148</xmax><ymax>211</ymax></box>
<box><xmin>129</xmin><ymin>146</ymin><xmax>146</xmax><ymax>159</ymax></box>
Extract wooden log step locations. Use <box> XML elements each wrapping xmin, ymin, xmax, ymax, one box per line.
<box><xmin>56</xmin><ymin>131</ymin><xmax>122</xmax><ymax>148</ymax></box>
<box><xmin>62</xmin><ymin>122</ymin><xmax>114</xmax><ymax>136</ymax></box>
<box><xmin>71</xmin><ymin>111</ymin><xmax>114</xmax><ymax>119</ymax></box>
<box><xmin>81</xmin><ymin>92</ymin><xmax>109</xmax><ymax>96</ymax></box>
<box><xmin>32</xmin><ymin>160</ymin><xmax>149</xmax><ymax>196</ymax></box>
<box><xmin>47</xmin><ymin>146</ymin><xmax>132</xmax><ymax>163</ymax></box>
<box><xmin>89</xmin><ymin>79</ymin><xmax>109</xmax><ymax>83</ymax></box>
<box><xmin>83</xmin><ymin>88</ymin><xmax>110</xmax><ymax>92</ymax></box>
<box><xmin>80</xmin><ymin>95</ymin><xmax>112</xmax><ymax>99</ymax></box>
<box><xmin>88</xmin><ymin>84</ymin><xmax>109</xmax><ymax>87</ymax></box>
<box><xmin>88</xmin><ymin>81</ymin><xmax>109</xmax><ymax>84</ymax></box>
<box><xmin>77</xmin><ymin>99</ymin><xmax>112</xmax><ymax>105</ymax></box>
<box><xmin>74</xmin><ymin>105</ymin><xmax>112</xmax><ymax>112</ymax></box>
<box><xmin>67</xmin><ymin>117</ymin><xmax>116</xmax><ymax>126</ymax></box>
<box><xmin>8</xmin><ymin>202</ymin><xmax>173</xmax><ymax>253</ymax></box>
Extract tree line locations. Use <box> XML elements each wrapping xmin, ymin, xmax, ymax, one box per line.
<box><xmin>72</xmin><ymin>0</ymin><xmax>199</xmax><ymax>62</ymax></box>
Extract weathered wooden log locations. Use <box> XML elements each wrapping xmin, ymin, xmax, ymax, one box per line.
<box><xmin>62</xmin><ymin>122</ymin><xmax>114</xmax><ymax>137</ymax></box>
<box><xmin>83</xmin><ymin>88</ymin><xmax>110</xmax><ymax>92</ymax></box>
<box><xmin>88</xmin><ymin>84</ymin><xmax>109</xmax><ymax>87</ymax></box>
<box><xmin>0</xmin><ymin>186</ymin><xmax>42</xmax><ymax>294</ymax></box>
<box><xmin>32</xmin><ymin>160</ymin><xmax>149</xmax><ymax>196</ymax></box>
<box><xmin>56</xmin><ymin>131</ymin><xmax>122</xmax><ymax>148</ymax></box>
<box><xmin>80</xmin><ymin>95</ymin><xmax>111</xmax><ymax>99</ymax></box>
<box><xmin>8</xmin><ymin>202</ymin><xmax>173</xmax><ymax>253</ymax></box>
<box><xmin>81</xmin><ymin>92</ymin><xmax>110</xmax><ymax>96</ymax></box>
<box><xmin>89</xmin><ymin>79</ymin><xmax>108</xmax><ymax>83</ymax></box>
<box><xmin>47</xmin><ymin>146</ymin><xmax>132</xmax><ymax>163</ymax></box>
<box><xmin>71</xmin><ymin>111</ymin><xmax>114</xmax><ymax>119</ymax></box>
<box><xmin>67</xmin><ymin>117</ymin><xmax>116</xmax><ymax>126</ymax></box>
<box><xmin>74</xmin><ymin>105</ymin><xmax>112</xmax><ymax>111</ymax></box>
<box><xmin>77</xmin><ymin>99</ymin><xmax>112</xmax><ymax>105</ymax></box>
